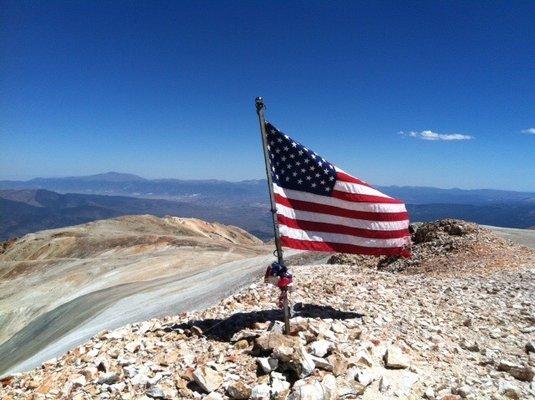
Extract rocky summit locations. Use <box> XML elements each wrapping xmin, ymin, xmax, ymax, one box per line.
<box><xmin>1</xmin><ymin>220</ymin><xmax>535</xmax><ymax>399</ymax></box>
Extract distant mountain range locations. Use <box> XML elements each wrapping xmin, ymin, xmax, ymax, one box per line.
<box><xmin>0</xmin><ymin>172</ymin><xmax>267</xmax><ymax>206</ymax></box>
<box><xmin>2</xmin><ymin>171</ymin><xmax>534</xmax><ymax>205</ymax></box>
<box><xmin>1</xmin><ymin>172</ymin><xmax>535</xmax><ymax>241</ymax></box>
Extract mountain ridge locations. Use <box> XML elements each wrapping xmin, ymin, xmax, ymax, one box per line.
<box><xmin>2</xmin><ymin>187</ymin><xmax>535</xmax><ymax>242</ymax></box>
<box><xmin>2</xmin><ymin>172</ymin><xmax>534</xmax><ymax>205</ymax></box>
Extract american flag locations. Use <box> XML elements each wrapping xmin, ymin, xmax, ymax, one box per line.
<box><xmin>266</xmin><ymin>122</ymin><xmax>411</xmax><ymax>257</ymax></box>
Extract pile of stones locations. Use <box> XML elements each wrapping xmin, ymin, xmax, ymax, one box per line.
<box><xmin>329</xmin><ymin>219</ymin><xmax>535</xmax><ymax>275</ymax></box>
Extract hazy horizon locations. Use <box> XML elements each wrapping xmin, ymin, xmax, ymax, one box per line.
<box><xmin>1</xmin><ymin>170</ymin><xmax>535</xmax><ymax>193</ymax></box>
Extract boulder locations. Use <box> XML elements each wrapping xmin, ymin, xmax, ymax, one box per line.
<box><xmin>146</xmin><ymin>385</ymin><xmax>165</xmax><ymax>399</ymax></box>
<box><xmin>356</xmin><ymin>370</ymin><xmax>376</xmax><ymax>386</ymax></box>
<box><xmin>384</xmin><ymin>345</ymin><xmax>410</xmax><ymax>369</ymax></box>
<box><xmin>375</xmin><ymin>369</ymin><xmax>419</xmax><ymax>397</ymax></box>
<box><xmin>255</xmin><ymin>333</ymin><xmax>300</xmax><ymax>353</ymax></box>
<box><xmin>335</xmin><ymin>376</ymin><xmax>366</xmax><ymax>397</ymax></box>
<box><xmin>131</xmin><ymin>373</ymin><xmax>150</xmax><ymax>387</ymax></box>
<box><xmin>226</xmin><ymin>381</ymin><xmax>252</xmax><ymax>399</ymax></box>
<box><xmin>193</xmin><ymin>366</ymin><xmax>223</xmax><ymax>393</ymax></box>
<box><xmin>498</xmin><ymin>361</ymin><xmax>534</xmax><ymax>381</ymax></box>
<box><xmin>291</xmin><ymin>343</ymin><xmax>316</xmax><ymax>378</ymax></box>
<box><xmin>250</xmin><ymin>384</ymin><xmax>271</xmax><ymax>400</ymax></box>
<box><xmin>310</xmin><ymin>355</ymin><xmax>332</xmax><ymax>371</ymax></box>
<box><xmin>309</xmin><ymin>340</ymin><xmax>332</xmax><ymax>358</ymax></box>
<box><xmin>262</xmin><ymin>336</ymin><xmax>315</xmax><ymax>379</ymax></box>
<box><xmin>272</xmin><ymin>346</ymin><xmax>294</xmax><ymax>362</ymax></box>
<box><xmin>321</xmin><ymin>374</ymin><xmax>338</xmax><ymax>400</ymax></box>
<box><xmin>326</xmin><ymin>353</ymin><xmax>348</xmax><ymax>376</ymax></box>
<box><xmin>97</xmin><ymin>373</ymin><xmax>119</xmax><ymax>385</ymax></box>
<box><xmin>271</xmin><ymin>374</ymin><xmax>291</xmax><ymax>400</ymax></box>
<box><xmin>289</xmin><ymin>379</ymin><xmax>324</xmax><ymax>400</ymax></box>
<box><xmin>509</xmin><ymin>365</ymin><xmax>534</xmax><ymax>382</ymax></box>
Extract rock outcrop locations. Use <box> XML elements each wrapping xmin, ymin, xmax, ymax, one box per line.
<box><xmin>329</xmin><ymin>219</ymin><xmax>535</xmax><ymax>276</ymax></box>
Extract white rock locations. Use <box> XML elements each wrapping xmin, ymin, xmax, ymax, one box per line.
<box><xmin>250</xmin><ymin>384</ymin><xmax>271</xmax><ymax>400</ymax></box>
<box><xmin>356</xmin><ymin>370</ymin><xmax>376</xmax><ymax>386</ymax></box>
<box><xmin>71</xmin><ymin>374</ymin><xmax>86</xmax><ymax>387</ymax></box>
<box><xmin>117</xmin><ymin>355</ymin><xmax>134</xmax><ymax>366</ymax></box>
<box><xmin>377</xmin><ymin>369</ymin><xmax>419</xmax><ymax>397</ymax></box>
<box><xmin>310</xmin><ymin>340</ymin><xmax>332</xmax><ymax>358</ymax></box>
<box><xmin>289</xmin><ymin>379</ymin><xmax>324</xmax><ymax>400</ymax></box>
<box><xmin>331</xmin><ymin>322</ymin><xmax>346</xmax><ymax>334</ymax></box>
<box><xmin>384</xmin><ymin>345</ymin><xmax>410</xmax><ymax>369</ymax></box>
<box><xmin>321</xmin><ymin>374</ymin><xmax>338</xmax><ymax>400</ymax></box>
<box><xmin>109</xmin><ymin>382</ymin><xmax>126</xmax><ymax>393</ymax></box>
<box><xmin>123</xmin><ymin>365</ymin><xmax>137</xmax><ymax>378</ymax></box>
<box><xmin>293</xmin><ymin>344</ymin><xmax>316</xmax><ymax>378</ymax></box>
<box><xmin>354</xmin><ymin>350</ymin><xmax>374</xmax><ymax>367</ymax></box>
<box><xmin>125</xmin><ymin>340</ymin><xmax>141</xmax><ymax>353</ymax></box>
<box><xmin>379</xmin><ymin>375</ymin><xmax>391</xmax><ymax>392</ymax></box>
<box><xmin>455</xmin><ymin>384</ymin><xmax>472</xmax><ymax>398</ymax></box>
<box><xmin>271</xmin><ymin>375</ymin><xmax>290</xmax><ymax>400</ymax></box>
<box><xmin>424</xmin><ymin>387</ymin><xmax>436</xmax><ymax>399</ymax></box>
<box><xmin>193</xmin><ymin>366</ymin><xmax>223</xmax><ymax>393</ymax></box>
<box><xmin>131</xmin><ymin>373</ymin><xmax>150</xmax><ymax>387</ymax></box>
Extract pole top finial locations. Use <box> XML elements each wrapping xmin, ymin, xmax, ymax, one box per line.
<box><xmin>255</xmin><ymin>97</ymin><xmax>265</xmax><ymax>112</ymax></box>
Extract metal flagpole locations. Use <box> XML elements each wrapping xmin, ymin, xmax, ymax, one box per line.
<box><xmin>255</xmin><ymin>97</ymin><xmax>291</xmax><ymax>335</ymax></box>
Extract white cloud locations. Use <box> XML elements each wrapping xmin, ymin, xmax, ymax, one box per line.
<box><xmin>521</xmin><ymin>128</ymin><xmax>535</xmax><ymax>135</ymax></box>
<box><xmin>399</xmin><ymin>130</ymin><xmax>473</xmax><ymax>141</ymax></box>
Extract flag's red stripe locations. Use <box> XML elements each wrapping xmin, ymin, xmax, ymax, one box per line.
<box><xmin>277</xmin><ymin>215</ymin><xmax>409</xmax><ymax>239</ymax></box>
<box><xmin>280</xmin><ymin>236</ymin><xmax>411</xmax><ymax>257</ymax></box>
<box><xmin>336</xmin><ymin>171</ymin><xmax>373</xmax><ymax>187</ymax></box>
<box><xmin>331</xmin><ymin>190</ymin><xmax>404</xmax><ymax>204</ymax></box>
<box><xmin>274</xmin><ymin>194</ymin><xmax>408</xmax><ymax>222</ymax></box>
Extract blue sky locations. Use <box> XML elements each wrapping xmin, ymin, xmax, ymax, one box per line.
<box><xmin>1</xmin><ymin>1</ymin><xmax>534</xmax><ymax>190</ymax></box>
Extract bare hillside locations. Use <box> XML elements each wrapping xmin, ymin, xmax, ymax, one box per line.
<box><xmin>0</xmin><ymin>216</ymin><xmax>271</xmax><ymax>376</ymax></box>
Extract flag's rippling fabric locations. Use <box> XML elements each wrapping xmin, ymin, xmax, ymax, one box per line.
<box><xmin>266</xmin><ymin>122</ymin><xmax>411</xmax><ymax>257</ymax></box>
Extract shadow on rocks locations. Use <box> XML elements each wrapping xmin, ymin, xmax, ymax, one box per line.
<box><xmin>167</xmin><ymin>302</ymin><xmax>363</xmax><ymax>342</ymax></box>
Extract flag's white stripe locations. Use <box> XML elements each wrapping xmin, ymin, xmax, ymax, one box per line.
<box><xmin>334</xmin><ymin>180</ymin><xmax>393</xmax><ymax>199</ymax></box>
<box><xmin>279</xmin><ymin>225</ymin><xmax>410</xmax><ymax>248</ymax></box>
<box><xmin>273</xmin><ymin>184</ymin><xmax>407</xmax><ymax>213</ymax></box>
<box><xmin>276</xmin><ymin>203</ymin><xmax>409</xmax><ymax>231</ymax></box>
